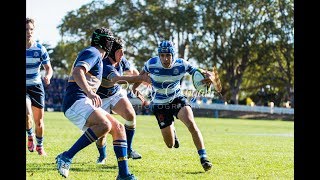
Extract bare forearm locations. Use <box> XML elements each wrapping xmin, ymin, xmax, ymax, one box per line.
<box><xmin>43</xmin><ymin>64</ymin><xmax>53</xmax><ymax>85</ymax></box>
<box><xmin>45</xmin><ymin>67</ymin><xmax>53</xmax><ymax>79</ymax></box>
<box><xmin>73</xmin><ymin>68</ymin><xmax>93</xmax><ymax>94</ymax></box>
<box><xmin>124</xmin><ymin>68</ymin><xmax>139</xmax><ymax>76</ymax></box>
<box><xmin>112</xmin><ymin>75</ymin><xmax>144</xmax><ymax>84</ymax></box>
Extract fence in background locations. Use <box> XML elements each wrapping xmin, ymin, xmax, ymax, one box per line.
<box><xmin>195</xmin><ymin>103</ymin><xmax>294</xmax><ymax>115</ymax></box>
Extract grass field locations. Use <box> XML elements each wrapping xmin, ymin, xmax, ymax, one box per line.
<box><xmin>26</xmin><ymin>112</ymin><xmax>294</xmax><ymax>180</ymax></box>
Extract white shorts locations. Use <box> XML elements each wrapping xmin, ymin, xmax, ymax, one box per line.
<box><xmin>101</xmin><ymin>90</ymin><xmax>127</xmax><ymax>112</ymax></box>
<box><xmin>64</xmin><ymin>97</ymin><xmax>107</xmax><ymax>131</ymax></box>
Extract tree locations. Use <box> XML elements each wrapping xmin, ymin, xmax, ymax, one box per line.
<box><xmin>51</xmin><ymin>0</ymin><xmax>294</xmax><ymax>105</ymax></box>
<box><xmin>188</xmin><ymin>0</ymin><xmax>293</xmax><ymax>104</ymax></box>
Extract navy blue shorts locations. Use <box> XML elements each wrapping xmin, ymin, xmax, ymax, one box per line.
<box><xmin>151</xmin><ymin>96</ymin><xmax>190</xmax><ymax>129</ymax></box>
<box><xmin>26</xmin><ymin>84</ymin><xmax>45</xmax><ymax>109</ymax></box>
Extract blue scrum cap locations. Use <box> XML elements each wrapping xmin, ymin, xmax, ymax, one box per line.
<box><xmin>158</xmin><ymin>40</ymin><xmax>175</xmax><ymax>55</ymax></box>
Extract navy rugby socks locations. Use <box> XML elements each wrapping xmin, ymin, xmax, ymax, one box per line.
<box><xmin>65</xmin><ymin>128</ymin><xmax>98</xmax><ymax>159</ymax></box>
<box><xmin>198</xmin><ymin>149</ymin><xmax>207</xmax><ymax>159</ymax></box>
<box><xmin>125</xmin><ymin>126</ymin><xmax>135</xmax><ymax>152</ymax></box>
<box><xmin>113</xmin><ymin>139</ymin><xmax>130</xmax><ymax>177</ymax></box>
<box><xmin>97</xmin><ymin>144</ymin><xmax>107</xmax><ymax>159</ymax></box>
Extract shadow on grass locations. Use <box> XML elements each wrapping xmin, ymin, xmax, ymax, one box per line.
<box><xmin>133</xmin><ymin>167</ymin><xmax>205</xmax><ymax>175</ymax></box>
<box><xmin>26</xmin><ymin>162</ymin><xmax>117</xmax><ymax>173</ymax></box>
<box><xmin>185</xmin><ymin>171</ymin><xmax>206</xmax><ymax>174</ymax></box>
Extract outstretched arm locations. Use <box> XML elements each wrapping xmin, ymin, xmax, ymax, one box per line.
<box><xmin>124</xmin><ymin>67</ymin><xmax>140</xmax><ymax>76</ymax></box>
<box><xmin>110</xmin><ymin>72</ymin><xmax>150</xmax><ymax>84</ymax></box>
<box><xmin>132</xmin><ymin>70</ymin><xmax>148</xmax><ymax>103</ymax></box>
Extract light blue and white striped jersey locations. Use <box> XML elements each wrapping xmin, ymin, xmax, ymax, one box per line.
<box><xmin>26</xmin><ymin>41</ymin><xmax>50</xmax><ymax>86</ymax></box>
<box><xmin>143</xmin><ymin>57</ymin><xmax>197</xmax><ymax>104</ymax></box>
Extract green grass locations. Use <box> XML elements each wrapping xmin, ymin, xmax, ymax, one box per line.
<box><xmin>26</xmin><ymin>112</ymin><xmax>294</xmax><ymax>180</ymax></box>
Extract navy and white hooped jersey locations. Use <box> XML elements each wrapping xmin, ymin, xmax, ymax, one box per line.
<box><xmin>26</xmin><ymin>41</ymin><xmax>50</xmax><ymax>86</ymax></box>
<box><xmin>97</xmin><ymin>57</ymin><xmax>132</xmax><ymax>99</ymax></box>
<box><xmin>143</xmin><ymin>56</ymin><xmax>197</xmax><ymax>104</ymax></box>
<box><xmin>62</xmin><ymin>46</ymin><xmax>104</xmax><ymax>113</ymax></box>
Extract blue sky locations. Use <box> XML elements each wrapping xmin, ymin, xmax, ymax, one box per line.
<box><xmin>26</xmin><ymin>0</ymin><xmax>94</xmax><ymax>47</ymax></box>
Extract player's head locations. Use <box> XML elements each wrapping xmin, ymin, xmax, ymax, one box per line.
<box><xmin>158</xmin><ymin>40</ymin><xmax>175</xmax><ymax>56</ymax></box>
<box><xmin>91</xmin><ymin>27</ymin><xmax>115</xmax><ymax>57</ymax></box>
<box><xmin>108</xmin><ymin>37</ymin><xmax>124</xmax><ymax>62</ymax></box>
<box><xmin>158</xmin><ymin>40</ymin><xmax>175</xmax><ymax>68</ymax></box>
<box><xmin>26</xmin><ymin>17</ymin><xmax>34</xmax><ymax>26</ymax></box>
<box><xmin>26</xmin><ymin>17</ymin><xmax>35</xmax><ymax>41</ymax></box>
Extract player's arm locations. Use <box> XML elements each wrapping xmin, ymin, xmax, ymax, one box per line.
<box><xmin>118</xmin><ymin>67</ymin><xmax>142</xmax><ymax>83</ymax></box>
<box><xmin>124</xmin><ymin>67</ymin><xmax>140</xmax><ymax>76</ymax></box>
<box><xmin>197</xmin><ymin>67</ymin><xmax>222</xmax><ymax>93</ymax></box>
<box><xmin>110</xmin><ymin>72</ymin><xmax>149</xmax><ymax>84</ymax></box>
<box><xmin>131</xmin><ymin>70</ymin><xmax>148</xmax><ymax>103</ymax></box>
<box><xmin>43</xmin><ymin>63</ymin><xmax>53</xmax><ymax>85</ymax></box>
<box><xmin>72</xmin><ymin>66</ymin><xmax>102</xmax><ymax>107</ymax></box>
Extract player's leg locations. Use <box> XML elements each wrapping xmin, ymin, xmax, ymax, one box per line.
<box><xmin>29</xmin><ymin>84</ymin><xmax>47</xmax><ymax>155</ymax></box>
<box><xmin>177</xmin><ymin>105</ymin><xmax>213</xmax><ymax>171</ymax></box>
<box><xmin>113</xmin><ymin>96</ymin><xmax>141</xmax><ymax>159</ymax></box>
<box><xmin>95</xmin><ymin>136</ymin><xmax>107</xmax><ymax>164</ymax></box>
<box><xmin>32</xmin><ymin>106</ymin><xmax>46</xmax><ymax>155</ymax></box>
<box><xmin>173</xmin><ymin>124</ymin><xmax>180</xmax><ymax>148</ymax></box>
<box><xmin>56</xmin><ymin>98</ymin><xmax>112</xmax><ymax>178</ymax></box>
<box><xmin>26</xmin><ymin>96</ymin><xmax>35</xmax><ymax>152</ymax></box>
<box><xmin>177</xmin><ymin>106</ymin><xmax>204</xmax><ymax>149</ymax></box>
<box><xmin>105</xmin><ymin>113</ymin><xmax>137</xmax><ymax>180</ymax></box>
<box><xmin>160</xmin><ymin>125</ymin><xmax>176</xmax><ymax>148</ymax></box>
<box><xmin>153</xmin><ymin>105</ymin><xmax>176</xmax><ymax>148</ymax></box>
<box><xmin>94</xmin><ymin>96</ymin><xmax>113</xmax><ymax>164</ymax></box>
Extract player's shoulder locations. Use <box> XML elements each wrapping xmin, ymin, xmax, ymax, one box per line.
<box><xmin>174</xmin><ymin>57</ymin><xmax>185</xmax><ymax>64</ymax></box>
<box><xmin>104</xmin><ymin>64</ymin><xmax>116</xmax><ymax>71</ymax></box>
<box><xmin>78</xmin><ymin>46</ymin><xmax>101</xmax><ymax>60</ymax></box>
<box><xmin>147</xmin><ymin>56</ymin><xmax>159</xmax><ymax>65</ymax></box>
<box><xmin>33</xmin><ymin>41</ymin><xmax>46</xmax><ymax>50</ymax></box>
<box><xmin>121</xmin><ymin>56</ymin><xmax>128</xmax><ymax>63</ymax></box>
<box><xmin>102</xmin><ymin>64</ymin><xmax>117</xmax><ymax>78</ymax></box>
<box><xmin>82</xmin><ymin>46</ymin><xmax>99</xmax><ymax>54</ymax></box>
<box><xmin>120</xmin><ymin>57</ymin><xmax>131</xmax><ymax>67</ymax></box>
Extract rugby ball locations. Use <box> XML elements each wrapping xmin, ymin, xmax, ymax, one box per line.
<box><xmin>192</xmin><ymin>70</ymin><xmax>210</xmax><ymax>93</ymax></box>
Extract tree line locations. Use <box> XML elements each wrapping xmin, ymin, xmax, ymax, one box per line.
<box><xmin>47</xmin><ymin>0</ymin><xmax>293</xmax><ymax>107</ymax></box>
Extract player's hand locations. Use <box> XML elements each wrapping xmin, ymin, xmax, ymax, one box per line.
<box><xmin>43</xmin><ymin>76</ymin><xmax>51</xmax><ymax>85</ymax></box>
<box><xmin>141</xmin><ymin>73</ymin><xmax>151</xmax><ymax>84</ymax></box>
<box><xmin>133</xmin><ymin>89</ymin><xmax>145</xmax><ymax>103</ymax></box>
<box><xmin>142</xmin><ymin>100</ymin><xmax>149</xmax><ymax>107</ymax></box>
<box><xmin>87</xmin><ymin>90</ymin><xmax>102</xmax><ymax>107</ymax></box>
<box><xmin>212</xmin><ymin>66</ymin><xmax>222</xmax><ymax>93</ymax></box>
<box><xmin>201</xmin><ymin>71</ymin><xmax>214</xmax><ymax>86</ymax></box>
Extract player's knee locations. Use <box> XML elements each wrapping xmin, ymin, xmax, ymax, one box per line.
<box><xmin>188</xmin><ymin>124</ymin><xmax>200</xmax><ymax>134</ymax></box>
<box><xmin>111</xmin><ymin>122</ymin><xmax>126</xmax><ymax>139</ymax></box>
<box><xmin>112</xmin><ymin>121</ymin><xmax>125</xmax><ymax>132</ymax></box>
<box><xmin>35</xmin><ymin>120</ymin><xmax>45</xmax><ymax>129</ymax></box>
<box><xmin>186</xmin><ymin>121</ymin><xmax>196</xmax><ymax>130</ymax></box>
<box><xmin>100</xmin><ymin>120</ymin><xmax>112</xmax><ymax>133</ymax></box>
